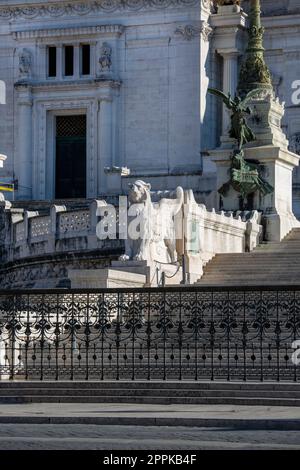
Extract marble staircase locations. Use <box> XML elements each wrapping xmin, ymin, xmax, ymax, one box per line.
<box><xmin>197</xmin><ymin>228</ymin><xmax>300</xmax><ymax>286</ymax></box>
<box><xmin>0</xmin><ymin>381</ymin><xmax>299</xmax><ymax>406</ymax></box>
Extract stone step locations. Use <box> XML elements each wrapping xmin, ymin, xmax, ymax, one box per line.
<box><xmin>203</xmin><ymin>272</ymin><xmax>300</xmax><ymax>277</ymax></box>
<box><xmin>1</xmin><ymin>381</ymin><xmax>298</xmax><ymax>405</ymax></box>
<box><xmin>198</xmin><ymin>282</ymin><xmax>300</xmax><ymax>287</ymax></box>
<box><xmin>199</xmin><ymin>277</ymin><xmax>300</xmax><ymax>283</ymax></box>
<box><xmin>210</xmin><ymin>255</ymin><xmax>300</xmax><ymax>261</ymax></box>
<box><xmin>201</xmin><ymin>278</ymin><xmax>300</xmax><ymax>282</ymax></box>
<box><xmin>209</xmin><ymin>257</ymin><xmax>300</xmax><ymax>262</ymax></box>
<box><xmin>206</xmin><ymin>265</ymin><xmax>298</xmax><ymax>270</ymax></box>
<box><xmin>197</xmin><ymin>228</ymin><xmax>300</xmax><ymax>286</ymax></box>
<box><xmin>0</xmin><ymin>388</ymin><xmax>299</xmax><ymax>399</ymax></box>
<box><xmin>201</xmin><ymin>273</ymin><xmax>300</xmax><ymax>278</ymax></box>
<box><xmin>0</xmin><ymin>395</ymin><xmax>299</xmax><ymax>406</ymax></box>
<box><xmin>1</xmin><ymin>381</ymin><xmax>299</xmax><ymax>391</ymax></box>
<box><xmin>208</xmin><ymin>258</ymin><xmax>300</xmax><ymax>263</ymax></box>
<box><xmin>204</xmin><ymin>266</ymin><xmax>300</xmax><ymax>272</ymax></box>
<box><xmin>212</xmin><ymin>253</ymin><xmax>300</xmax><ymax>259</ymax></box>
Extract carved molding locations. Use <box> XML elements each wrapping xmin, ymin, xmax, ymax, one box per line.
<box><xmin>33</xmin><ymin>100</ymin><xmax>97</xmax><ymax>200</ymax></box>
<box><xmin>13</xmin><ymin>24</ymin><xmax>125</xmax><ymax>40</ymax></box>
<box><xmin>175</xmin><ymin>21</ymin><xmax>213</xmax><ymax>41</ymax></box>
<box><xmin>15</xmin><ymin>78</ymin><xmax>122</xmax><ymax>91</ymax></box>
<box><xmin>0</xmin><ymin>255</ymin><xmax>111</xmax><ymax>289</ymax></box>
<box><xmin>0</xmin><ymin>0</ymin><xmax>201</xmax><ymax>20</ymax></box>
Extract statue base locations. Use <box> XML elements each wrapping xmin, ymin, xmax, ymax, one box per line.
<box><xmin>246</xmin><ymin>94</ymin><xmax>289</xmax><ymax>150</ymax></box>
<box><xmin>69</xmin><ymin>260</ymin><xmax>184</xmax><ymax>288</ymax></box>
<box><xmin>68</xmin><ymin>268</ymin><xmax>147</xmax><ymax>289</ymax></box>
<box><xmin>112</xmin><ymin>260</ymin><xmax>183</xmax><ymax>287</ymax></box>
<box><xmin>208</xmin><ymin>144</ymin><xmax>300</xmax><ymax>241</ymax></box>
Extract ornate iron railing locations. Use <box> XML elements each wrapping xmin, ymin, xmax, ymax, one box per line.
<box><xmin>0</xmin><ymin>286</ymin><xmax>300</xmax><ymax>382</ymax></box>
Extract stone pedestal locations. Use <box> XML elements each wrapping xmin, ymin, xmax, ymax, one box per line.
<box><xmin>111</xmin><ymin>260</ymin><xmax>183</xmax><ymax>287</ymax></box>
<box><xmin>247</xmin><ymin>95</ymin><xmax>289</xmax><ymax>150</ymax></box>
<box><xmin>208</xmin><ymin>144</ymin><xmax>300</xmax><ymax>241</ymax></box>
<box><xmin>104</xmin><ymin>166</ymin><xmax>130</xmax><ymax>194</ymax></box>
<box><xmin>68</xmin><ymin>268</ymin><xmax>146</xmax><ymax>289</ymax></box>
<box><xmin>208</xmin><ymin>92</ymin><xmax>300</xmax><ymax>241</ymax></box>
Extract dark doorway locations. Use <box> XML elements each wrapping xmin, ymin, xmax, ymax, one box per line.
<box><xmin>55</xmin><ymin>115</ymin><xmax>87</xmax><ymax>199</ymax></box>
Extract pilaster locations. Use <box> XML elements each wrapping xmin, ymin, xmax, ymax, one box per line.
<box><xmin>15</xmin><ymin>84</ymin><xmax>33</xmax><ymax>200</ymax></box>
<box><xmin>211</xmin><ymin>4</ymin><xmax>247</xmax><ymax>136</ymax></box>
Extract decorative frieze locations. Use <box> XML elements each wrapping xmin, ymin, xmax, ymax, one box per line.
<box><xmin>0</xmin><ymin>0</ymin><xmax>200</xmax><ymax>20</ymax></box>
<box><xmin>13</xmin><ymin>25</ymin><xmax>125</xmax><ymax>40</ymax></box>
<box><xmin>175</xmin><ymin>21</ymin><xmax>213</xmax><ymax>41</ymax></box>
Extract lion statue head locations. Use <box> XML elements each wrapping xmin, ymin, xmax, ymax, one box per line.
<box><xmin>128</xmin><ymin>180</ymin><xmax>151</xmax><ymax>204</ymax></box>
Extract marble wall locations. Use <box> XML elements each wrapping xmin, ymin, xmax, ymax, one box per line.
<box><xmin>0</xmin><ymin>0</ymin><xmax>300</xmax><ymax>216</ymax></box>
<box><xmin>0</xmin><ymin>0</ymin><xmax>211</xmax><ymax>200</ymax></box>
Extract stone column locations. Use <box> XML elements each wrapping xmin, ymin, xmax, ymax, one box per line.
<box><xmin>98</xmin><ymin>97</ymin><xmax>113</xmax><ymax>195</ymax></box>
<box><xmin>16</xmin><ymin>85</ymin><xmax>33</xmax><ymax>200</ymax></box>
<box><xmin>219</xmin><ymin>51</ymin><xmax>239</xmax><ymax>133</ymax></box>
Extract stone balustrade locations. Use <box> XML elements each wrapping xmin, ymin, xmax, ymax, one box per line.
<box><xmin>0</xmin><ymin>190</ymin><xmax>263</xmax><ymax>288</ymax></box>
<box><xmin>5</xmin><ymin>200</ymin><xmax>114</xmax><ymax>263</ymax></box>
<box><xmin>1</xmin><ymin>192</ymin><xmax>263</xmax><ymax>266</ymax></box>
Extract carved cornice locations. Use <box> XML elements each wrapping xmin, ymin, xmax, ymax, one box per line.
<box><xmin>175</xmin><ymin>21</ymin><xmax>213</xmax><ymax>41</ymax></box>
<box><xmin>14</xmin><ymin>78</ymin><xmax>122</xmax><ymax>91</ymax></box>
<box><xmin>0</xmin><ymin>0</ymin><xmax>202</xmax><ymax>20</ymax></box>
<box><xmin>13</xmin><ymin>24</ymin><xmax>125</xmax><ymax>40</ymax></box>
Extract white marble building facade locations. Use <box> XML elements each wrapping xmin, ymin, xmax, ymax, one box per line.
<box><xmin>0</xmin><ymin>0</ymin><xmax>300</xmax><ymax>209</ymax></box>
<box><xmin>0</xmin><ymin>0</ymin><xmax>212</xmax><ymax>200</ymax></box>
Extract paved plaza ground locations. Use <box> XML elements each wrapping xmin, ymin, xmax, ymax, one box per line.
<box><xmin>0</xmin><ymin>423</ymin><xmax>299</xmax><ymax>450</ymax></box>
<box><xmin>0</xmin><ymin>403</ymin><xmax>300</xmax><ymax>449</ymax></box>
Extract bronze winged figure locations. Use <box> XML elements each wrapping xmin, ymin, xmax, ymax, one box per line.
<box><xmin>208</xmin><ymin>87</ymin><xmax>273</xmax><ymax>206</ymax></box>
<box><xmin>208</xmin><ymin>88</ymin><xmax>261</xmax><ymax>150</ymax></box>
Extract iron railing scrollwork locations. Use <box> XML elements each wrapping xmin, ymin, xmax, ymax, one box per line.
<box><xmin>0</xmin><ymin>286</ymin><xmax>299</xmax><ymax>382</ymax></box>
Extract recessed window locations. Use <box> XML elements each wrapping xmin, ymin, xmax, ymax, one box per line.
<box><xmin>48</xmin><ymin>47</ymin><xmax>57</xmax><ymax>77</ymax></box>
<box><xmin>81</xmin><ymin>44</ymin><xmax>90</xmax><ymax>76</ymax></box>
<box><xmin>64</xmin><ymin>46</ymin><xmax>74</xmax><ymax>76</ymax></box>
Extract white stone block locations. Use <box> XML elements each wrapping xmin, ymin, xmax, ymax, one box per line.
<box><xmin>68</xmin><ymin>268</ymin><xmax>146</xmax><ymax>289</ymax></box>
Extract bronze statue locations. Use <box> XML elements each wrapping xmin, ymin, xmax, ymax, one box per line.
<box><xmin>208</xmin><ymin>87</ymin><xmax>273</xmax><ymax>207</ymax></box>
<box><xmin>208</xmin><ymin>88</ymin><xmax>260</xmax><ymax>150</ymax></box>
<box><xmin>220</xmin><ymin>149</ymin><xmax>273</xmax><ymax>202</ymax></box>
